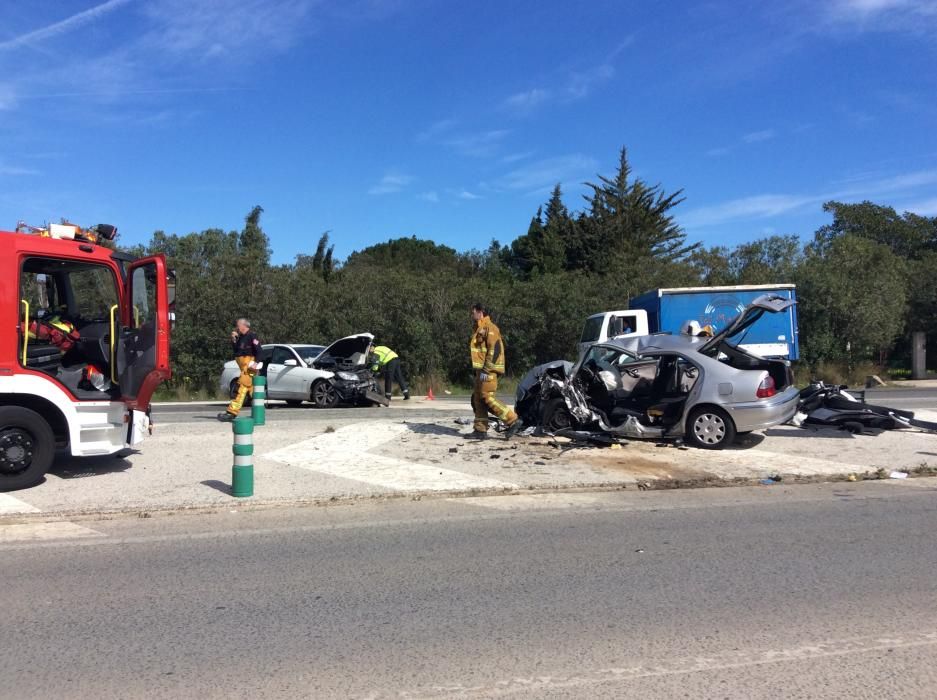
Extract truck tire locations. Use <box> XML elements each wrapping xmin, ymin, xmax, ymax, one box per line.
<box><xmin>685</xmin><ymin>406</ymin><xmax>736</xmax><ymax>450</ymax></box>
<box><xmin>0</xmin><ymin>406</ymin><xmax>56</xmax><ymax>491</ymax></box>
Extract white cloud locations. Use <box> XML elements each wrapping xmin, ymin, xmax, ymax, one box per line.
<box><xmin>418</xmin><ymin>191</ymin><xmax>439</xmax><ymax>203</ymax></box>
<box><xmin>682</xmin><ymin>193</ymin><xmax>823</xmax><ymax>227</ymax></box>
<box><xmin>0</xmin><ymin>83</ymin><xmax>17</xmax><ymax>111</ymax></box>
<box><xmin>0</xmin><ymin>164</ymin><xmax>40</xmax><ymax>176</ymax></box>
<box><xmin>0</xmin><ymin>0</ymin><xmax>132</xmax><ymax>51</ymax></box>
<box><xmin>706</xmin><ymin>147</ymin><xmax>731</xmax><ymax>157</ymax></box>
<box><xmin>416</xmin><ymin>118</ymin><xmax>457</xmax><ymax>143</ymax></box>
<box><xmin>140</xmin><ymin>0</ymin><xmax>315</xmax><ymax>60</ymax></box>
<box><xmin>368</xmin><ymin>173</ymin><xmax>412</xmax><ymax>195</ymax></box>
<box><xmin>822</xmin><ymin>0</ymin><xmax>937</xmax><ymax>32</ymax></box>
<box><xmin>742</xmin><ymin>129</ymin><xmax>776</xmax><ymax>143</ymax></box>
<box><xmin>904</xmin><ymin>197</ymin><xmax>937</xmax><ymax>216</ymax></box>
<box><xmin>682</xmin><ymin>168</ymin><xmax>937</xmax><ymax>227</ymax></box>
<box><xmin>501</xmin><ymin>88</ymin><xmax>551</xmax><ymax>113</ymax></box>
<box><xmin>497</xmin><ymin>154</ymin><xmax>598</xmax><ymax>193</ymax></box>
<box><xmin>457</xmin><ymin>189</ymin><xmax>481</xmax><ymax>200</ymax></box>
<box><xmin>443</xmin><ymin>129</ymin><xmax>510</xmax><ymax>158</ymax></box>
<box><xmin>565</xmin><ymin>64</ymin><xmax>615</xmax><ymax>100</ymax></box>
<box><xmin>501</xmin><ymin>151</ymin><xmax>535</xmax><ymax>164</ymax></box>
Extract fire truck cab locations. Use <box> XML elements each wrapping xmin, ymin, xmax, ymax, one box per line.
<box><xmin>0</xmin><ymin>226</ymin><xmax>173</xmax><ymax>491</ymax></box>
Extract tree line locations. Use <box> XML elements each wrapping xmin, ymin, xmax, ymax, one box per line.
<box><xmin>137</xmin><ymin>147</ymin><xmax>937</xmax><ymax>394</ymax></box>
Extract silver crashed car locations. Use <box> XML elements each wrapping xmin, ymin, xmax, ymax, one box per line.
<box><xmin>515</xmin><ymin>295</ymin><xmax>799</xmax><ymax>449</ymax></box>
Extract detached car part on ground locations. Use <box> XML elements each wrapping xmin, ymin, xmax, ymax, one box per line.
<box><xmin>516</xmin><ymin>295</ymin><xmax>800</xmax><ymax>449</ymax></box>
<box><xmin>219</xmin><ymin>334</ymin><xmax>388</xmax><ymax>408</ymax></box>
<box><xmin>794</xmin><ymin>382</ymin><xmax>937</xmax><ymax>435</ymax></box>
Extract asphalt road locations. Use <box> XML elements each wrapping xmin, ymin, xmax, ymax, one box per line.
<box><xmin>2</xmin><ymin>481</ymin><xmax>937</xmax><ymax>698</ymax></box>
<box><xmin>152</xmin><ymin>396</ymin><xmax>478</xmax><ymax>424</ymax></box>
<box><xmin>151</xmin><ymin>387</ymin><xmax>937</xmax><ymax>425</ymax></box>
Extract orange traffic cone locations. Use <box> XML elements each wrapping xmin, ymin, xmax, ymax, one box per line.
<box><xmin>426</xmin><ymin>387</ymin><xmax>435</xmax><ymax>400</ymax></box>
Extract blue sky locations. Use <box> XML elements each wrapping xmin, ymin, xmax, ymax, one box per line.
<box><xmin>1</xmin><ymin>0</ymin><xmax>936</xmax><ymax>263</ymax></box>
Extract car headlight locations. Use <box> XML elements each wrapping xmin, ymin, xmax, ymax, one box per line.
<box><xmin>336</xmin><ymin>371</ymin><xmax>359</xmax><ymax>381</ymax></box>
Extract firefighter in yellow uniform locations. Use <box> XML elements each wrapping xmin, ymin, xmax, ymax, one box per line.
<box><xmin>218</xmin><ymin>318</ymin><xmax>261</xmax><ymax>422</ymax></box>
<box><xmin>468</xmin><ymin>303</ymin><xmax>522</xmax><ymax>439</ymax></box>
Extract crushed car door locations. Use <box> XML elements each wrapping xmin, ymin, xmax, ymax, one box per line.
<box><xmin>118</xmin><ymin>256</ymin><xmax>170</xmax><ymax>410</ymax></box>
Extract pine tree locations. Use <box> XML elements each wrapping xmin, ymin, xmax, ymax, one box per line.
<box><xmin>582</xmin><ymin>147</ymin><xmax>695</xmax><ymax>271</ymax></box>
<box><xmin>312</xmin><ymin>231</ymin><xmax>330</xmax><ymax>272</ymax></box>
<box><xmin>239</xmin><ymin>205</ymin><xmax>270</xmax><ymax>263</ymax></box>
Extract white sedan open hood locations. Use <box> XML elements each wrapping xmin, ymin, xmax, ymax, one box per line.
<box><xmin>312</xmin><ymin>333</ymin><xmax>374</xmax><ymax>368</ymax></box>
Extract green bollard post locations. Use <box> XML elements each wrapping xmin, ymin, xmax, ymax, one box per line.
<box><xmin>252</xmin><ymin>374</ymin><xmax>266</xmax><ymax>426</ymax></box>
<box><xmin>231</xmin><ymin>416</ymin><xmax>254</xmax><ymax>497</ymax></box>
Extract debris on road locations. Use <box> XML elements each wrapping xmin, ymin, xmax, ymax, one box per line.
<box><xmin>889</xmin><ymin>471</ymin><xmax>909</xmax><ymax>479</ymax></box>
<box><xmin>795</xmin><ymin>381</ymin><xmax>937</xmax><ymax>435</ymax></box>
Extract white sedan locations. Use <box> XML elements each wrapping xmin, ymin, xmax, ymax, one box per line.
<box><xmin>219</xmin><ymin>333</ymin><xmax>386</xmax><ymax>408</ymax></box>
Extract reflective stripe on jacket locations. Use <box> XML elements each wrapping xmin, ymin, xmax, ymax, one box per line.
<box><xmin>470</xmin><ymin>316</ymin><xmax>506</xmax><ymax>375</ymax></box>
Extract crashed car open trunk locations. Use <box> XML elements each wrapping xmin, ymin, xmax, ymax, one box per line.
<box><xmin>698</xmin><ymin>294</ymin><xmax>796</xmax><ymax>392</ymax></box>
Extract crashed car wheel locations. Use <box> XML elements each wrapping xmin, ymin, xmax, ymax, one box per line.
<box><xmin>686</xmin><ymin>406</ymin><xmax>736</xmax><ymax>450</ymax></box>
<box><xmin>541</xmin><ymin>398</ymin><xmax>574</xmax><ymax>432</ymax></box>
<box><xmin>311</xmin><ymin>379</ymin><xmax>340</xmax><ymax>409</ymax></box>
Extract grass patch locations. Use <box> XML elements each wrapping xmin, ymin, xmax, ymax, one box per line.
<box><xmin>152</xmin><ymin>383</ymin><xmax>225</xmax><ymax>402</ymax></box>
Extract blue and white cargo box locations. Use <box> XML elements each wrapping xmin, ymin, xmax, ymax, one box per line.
<box><xmin>629</xmin><ymin>284</ymin><xmax>799</xmax><ymax>360</ymax></box>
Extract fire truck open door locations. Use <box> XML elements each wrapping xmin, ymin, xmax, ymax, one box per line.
<box><xmin>116</xmin><ymin>256</ymin><xmax>171</xmax><ymax>412</ymax></box>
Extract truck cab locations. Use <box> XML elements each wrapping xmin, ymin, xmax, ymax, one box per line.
<box><xmin>1</xmin><ymin>226</ymin><xmax>173</xmax><ymax>490</ymax></box>
<box><xmin>578</xmin><ymin>310</ymin><xmax>650</xmax><ymax>358</ymax></box>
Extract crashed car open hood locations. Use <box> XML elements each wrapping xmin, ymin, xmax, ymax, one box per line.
<box><xmin>314</xmin><ymin>333</ymin><xmax>374</xmax><ymax>366</ymax></box>
<box><xmin>699</xmin><ymin>294</ymin><xmax>795</xmax><ymax>354</ymax></box>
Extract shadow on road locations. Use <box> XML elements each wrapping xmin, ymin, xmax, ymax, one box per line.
<box><xmin>201</xmin><ymin>480</ymin><xmax>232</xmax><ymax>496</ymax></box>
<box><xmin>51</xmin><ymin>450</ymin><xmax>138</xmax><ymax>479</ymax></box>
<box><xmin>725</xmin><ymin>433</ymin><xmax>767</xmax><ymax>449</ymax></box>
<box><xmin>764</xmin><ymin>427</ymin><xmax>857</xmax><ymax>439</ymax></box>
<box><xmin>405</xmin><ymin>422</ymin><xmax>464</xmax><ymax>437</ymax></box>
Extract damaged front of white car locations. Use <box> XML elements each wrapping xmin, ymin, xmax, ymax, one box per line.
<box><xmin>516</xmin><ymin>294</ymin><xmax>801</xmax><ymax>449</ymax></box>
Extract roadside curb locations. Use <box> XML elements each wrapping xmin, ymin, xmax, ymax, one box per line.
<box><xmin>4</xmin><ymin>470</ymin><xmax>933</xmax><ymax>526</ymax></box>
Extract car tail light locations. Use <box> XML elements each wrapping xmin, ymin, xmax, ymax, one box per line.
<box><xmin>756</xmin><ymin>374</ymin><xmax>776</xmax><ymax>398</ymax></box>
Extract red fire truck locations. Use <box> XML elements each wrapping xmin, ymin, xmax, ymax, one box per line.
<box><xmin>1</xmin><ymin>222</ymin><xmax>173</xmax><ymax>490</ymax></box>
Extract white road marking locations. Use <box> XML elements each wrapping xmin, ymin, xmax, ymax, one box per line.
<box><xmin>388</xmin><ymin>630</ymin><xmax>937</xmax><ymax>698</ymax></box>
<box><xmin>264</xmin><ymin>422</ymin><xmax>516</xmax><ymax>492</ymax></box>
<box><xmin>455</xmin><ymin>493</ymin><xmax>606</xmax><ymax>511</ymax></box>
<box><xmin>0</xmin><ymin>493</ymin><xmax>41</xmax><ymax>515</ymax></box>
<box><xmin>0</xmin><ymin>521</ymin><xmax>103</xmax><ymax>544</ymax></box>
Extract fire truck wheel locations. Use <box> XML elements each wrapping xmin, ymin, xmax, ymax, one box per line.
<box><xmin>0</xmin><ymin>406</ymin><xmax>56</xmax><ymax>491</ymax></box>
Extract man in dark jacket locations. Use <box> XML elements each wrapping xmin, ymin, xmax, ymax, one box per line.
<box><xmin>218</xmin><ymin>318</ymin><xmax>261</xmax><ymax>421</ymax></box>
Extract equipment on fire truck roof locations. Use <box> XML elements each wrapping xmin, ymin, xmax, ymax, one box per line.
<box><xmin>14</xmin><ymin>220</ymin><xmax>118</xmax><ymax>244</ymax></box>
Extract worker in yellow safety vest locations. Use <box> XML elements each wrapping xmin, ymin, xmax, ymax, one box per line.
<box><xmin>369</xmin><ymin>343</ymin><xmax>410</xmax><ymax>401</ymax></box>
<box><xmin>468</xmin><ymin>303</ymin><xmax>522</xmax><ymax>439</ymax></box>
